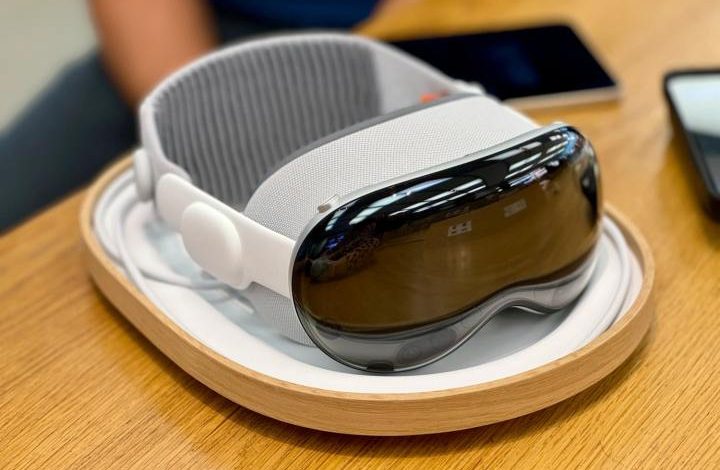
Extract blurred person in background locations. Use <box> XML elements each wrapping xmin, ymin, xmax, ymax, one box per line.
<box><xmin>0</xmin><ymin>0</ymin><xmax>410</xmax><ymax>231</ymax></box>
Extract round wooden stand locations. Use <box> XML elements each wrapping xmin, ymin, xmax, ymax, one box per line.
<box><xmin>80</xmin><ymin>158</ymin><xmax>654</xmax><ymax>436</ymax></box>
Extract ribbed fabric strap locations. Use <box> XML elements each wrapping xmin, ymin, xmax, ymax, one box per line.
<box><xmin>152</xmin><ymin>38</ymin><xmax>380</xmax><ymax>208</ymax></box>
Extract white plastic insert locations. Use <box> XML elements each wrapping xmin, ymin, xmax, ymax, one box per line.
<box><xmin>94</xmin><ymin>170</ymin><xmax>643</xmax><ymax>394</ymax></box>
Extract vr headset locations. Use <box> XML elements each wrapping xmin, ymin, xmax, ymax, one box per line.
<box><xmin>135</xmin><ymin>33</ymin><xmax>601</xmax><ymax>372</ymax></box>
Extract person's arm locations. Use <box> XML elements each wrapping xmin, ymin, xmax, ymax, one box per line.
<box><xmin>88</xmin><ymin>0</ymin><xmax>218</xmax><ymax>107</ymax></box>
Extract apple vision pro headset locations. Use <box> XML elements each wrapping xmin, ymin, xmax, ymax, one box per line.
<box><xmin>127</xmin><ymin>33</ymin><xmax>602</xmax><ymax>372</ymax></box>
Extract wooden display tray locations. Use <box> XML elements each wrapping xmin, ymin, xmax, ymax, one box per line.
<box><xmin>80</xmin><ymin>158</ymin><xmax>654</xmax><ymax>436</ymax></box>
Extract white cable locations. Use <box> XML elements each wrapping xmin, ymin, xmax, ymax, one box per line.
<box><xmin>94</xmin><ymin>172</ymin><xmax>226</xmax><ymax>290</ymax></box>
<box><xmin>112</xmin><ymin>188</ymin><xmax>167</xmax><ymax>308</ymax></box>
<box><xmin>111</xmin><ymin>188</ymin><xmax>236</xmax><ymax>322</ymax></box>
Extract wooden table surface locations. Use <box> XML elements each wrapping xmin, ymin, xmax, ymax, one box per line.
<box><xmin>2</xmin><ymin>0</ymin><xmax>720</xmax><ymax>467</ymax></box>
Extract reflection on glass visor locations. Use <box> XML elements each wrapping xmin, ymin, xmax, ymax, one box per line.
<box><xmin>292</xmin><ymin>126</ymin><xmax>601</xmax><ymax>372</ymax></box>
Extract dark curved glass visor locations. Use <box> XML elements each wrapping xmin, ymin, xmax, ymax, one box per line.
<box><xmin>291</xmin><ymin>125</ymin><xmax>601</xmax><ymax>372</ymax></box>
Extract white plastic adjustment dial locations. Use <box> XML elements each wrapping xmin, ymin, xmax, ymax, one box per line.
<box><xmin>133</xmin><ymin>148</ymin><xmax>153</xmax><ymax>201</ymax></box>
<box><xmin>180</xmin><ymin>202</ymin><xmax>247</xmax><ymax>288</ymax></box>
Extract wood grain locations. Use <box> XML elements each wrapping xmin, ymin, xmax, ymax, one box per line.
<box><xmin>2</xmin><ymin>0</ymin><xmax>720</xmax><ymax>467</ymax></box>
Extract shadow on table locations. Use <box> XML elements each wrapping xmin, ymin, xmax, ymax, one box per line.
<box><xmin>97</xmin><ymin>285</ymin><xmax>654</xmax><ymax>462</ymax></box>
<box><xmin>231</xmin><ymin>325</ymin><xmax>654</xmax><ymax>458</ymax></box>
